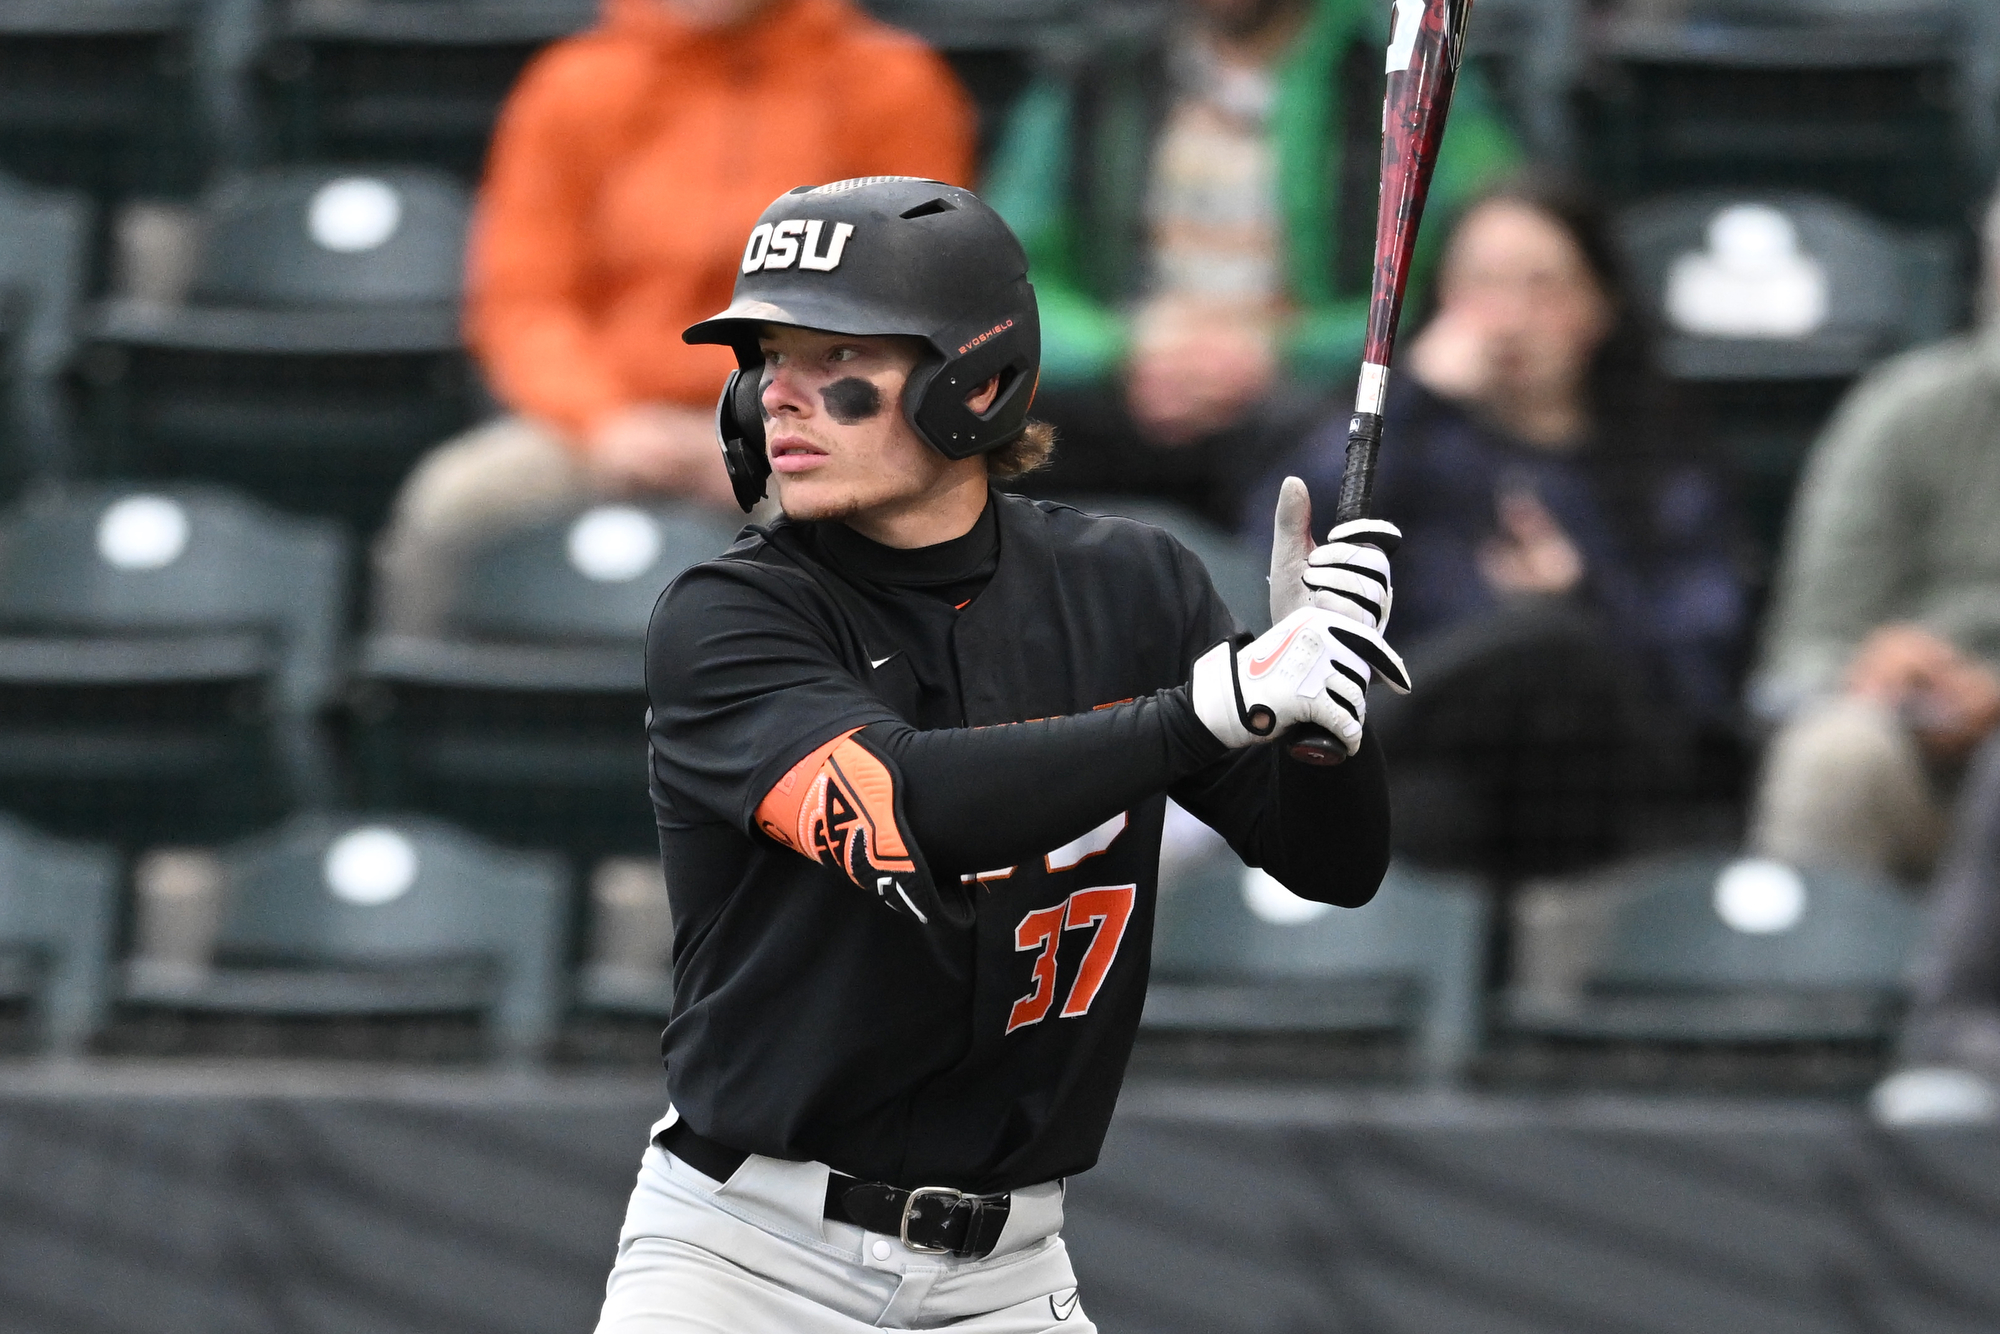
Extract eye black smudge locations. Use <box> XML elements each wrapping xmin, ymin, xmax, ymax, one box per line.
<box><xmin>820</xmin><ymin>377</ymin><xmax>883</xmax><ymax>425</ymax></box>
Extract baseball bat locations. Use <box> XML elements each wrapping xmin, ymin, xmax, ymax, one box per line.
<box><xmin>1286</xmin><ymin>0</ymin><xmax>1478</xmax><ymax>766</ymax></box>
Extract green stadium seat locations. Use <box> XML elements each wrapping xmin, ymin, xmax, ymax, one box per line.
<box><xmin>1618</xmin><ymin>189</ymin><xmax>1960</xmax><ymax>565</ymax></box>
<box><xmin>0</xmin><ymin>174</ymin><xmax>92</xmax><ymax>484</ymax></box>
<box><xmin>0</xmin><ymin>814</ymin><xmax>119</xmax><ymax>1054</ymax></box>
<box><xmin>1624</xmin><ymin>190</ymin><xmax>1954</xmax><ymax>381</ymax></box>
<box><xmin>258</xmin><ymin>0</ymin><xmax>595</xmax><ymax>180</ymax></box>
<box><xmin>864</xmin><ymin>0</ymin><xmax>1078</xmax><ymax>49</ymax></box>
<box><xmin>352</xmin><ymin>500</ymin><xmax>742</xmax><ymax>863</ymax></box>
<box><xmin>82</xmin><ymin>165</ymin><xmax>479</xmax><ymax>530</ymax></box>
<box><xmin>1583</xmin><ymin>1</ymin><xmax>1978</xmax><ymax>231</ymax></box>
<box><xmin>256</xmin><ymin>0</ymin><xmax>1067</xmax><ymax>182</ymax></box>
<box><xmin>862</xmin><ymin>0</ymin><xmax>1081</xmax><ymax>165</ymax></box>
<box><xmin>0</xmin><ymin>0</ymin><xmax>205</xmax><ymax>211</ymax></box>
<box><xmin>1147</xmin><ymin>841</ymin><xmax>1490</xmax><ymax>1086</ymax></box>
<box><xmin>571</xmin><ymin>854</ymin><xmax>675</xmax><ymax>1022</ymax></box>
<box><xmin>1971</xmin><ymin>0</ymin><xmax>2000</xmax><ymax>182</ymax></box>
<box><xmin>1462</xmin><ymin>0</ymin><xmax>1584</xmax><ymax>167</ymax></box>
<box><xmin>1503</xmin><ymin>852</ymin><xmax>1920</xmax><ymax>1044</ymax></box>
<box><xmin>0</xmin><ymin>483</ymin><xmax>347</xmax><ymax>846</ymax></box>
<box><xmin>118</xmin><ymin>812</ymin><xmax>567</xmax><ymax>1064</ymax></box>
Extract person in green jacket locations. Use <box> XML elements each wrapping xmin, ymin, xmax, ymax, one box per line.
<box><xmin>983</xmin><ymin>0</ymin><xmax>1520</xmax><ymax>524</ymax></box>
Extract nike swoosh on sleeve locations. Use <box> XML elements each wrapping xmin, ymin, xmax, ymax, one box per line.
<box><xmin>870</xmin><ymin>653</ymin><xmax>897</xmax><ymax>669</ymax></box>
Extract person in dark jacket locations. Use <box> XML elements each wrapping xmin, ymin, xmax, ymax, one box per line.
<box><xmin>1254</xmin><ymin>171</ymin><xmax>1750</xmax><ymax>880</ymax></box>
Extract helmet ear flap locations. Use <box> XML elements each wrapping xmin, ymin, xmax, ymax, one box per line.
<box><xmin>908</xmin><ymin>316</ymin><xmax>1039</xmax><ymax>460</ymax></box>
<box><xmin>716</xmin><ymin>366</ymin><xmax>771</xmax><ymax>512</ymax></box>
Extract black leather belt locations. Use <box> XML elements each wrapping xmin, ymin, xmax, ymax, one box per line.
<box><xmin>654</xmin><ymin>1121</ymin><xmax>1012</xmax><ymax>1259</ymax></box>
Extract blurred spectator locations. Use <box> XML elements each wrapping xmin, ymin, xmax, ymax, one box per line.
<box><xmin>982</xmin><ymin>0</ymin><xmax>1517</xmax><ymax>527</ymax></box>
<box><xmin>373</xmin><ymin>0</ymin><xmax>975</xmax><ymax>633</ymax></box>
<box><xmin>1747</xmin><ymin>186</ymin><xmax>2000</xmax><ymax>884</ymax></box>
<box><xmin>1257</xmin><ymin>172</ymin><xmax>1748</xmax><ymax>880</ymax></box>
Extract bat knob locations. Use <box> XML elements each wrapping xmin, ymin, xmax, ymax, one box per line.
<box><xmin>1284</xmin><ymin>728</ymin><xmax>1348</xmax><ymax>766</ymax></box>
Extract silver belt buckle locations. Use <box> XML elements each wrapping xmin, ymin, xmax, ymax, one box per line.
<box><xmin>899</xmin><ymin>1185</ymin><xmax>964</xmax><ymax>1254</ymax></box>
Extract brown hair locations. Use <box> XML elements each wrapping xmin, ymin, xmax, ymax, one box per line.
<box><xmin>985</xmin><ymin>419</ymin><xmax>1057</xmax><ymax>479</ymax></box>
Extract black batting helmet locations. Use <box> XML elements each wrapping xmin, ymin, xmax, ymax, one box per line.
<box><xmin>684</xmin><ymin>177</ymin><xmax>1041</xmax><ymax>511</ymax></box>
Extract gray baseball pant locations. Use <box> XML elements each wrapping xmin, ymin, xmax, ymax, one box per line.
<box><xmin>594</xmin><ymin>1123</ymin><xmax>1096</xmax><ymax>1333</ymax></box>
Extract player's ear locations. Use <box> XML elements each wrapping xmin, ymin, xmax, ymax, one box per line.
<box><xmin>963</xmin><ymin>375</ymin><xmax>1002</xmax><ymax>415</ymax></box>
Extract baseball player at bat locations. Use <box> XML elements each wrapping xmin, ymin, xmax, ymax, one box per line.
<box><xmin>592</xmin><ymin>177</ymin><xmax>1408</xmax><ymax>1333</ymax></box>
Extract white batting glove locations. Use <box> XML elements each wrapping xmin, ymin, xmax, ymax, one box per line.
<box><xmin>1190</xmin><ymin>606</ymin><xmax>1412</xmax><ymax>755</ymax></box>
<box><xmin>1268</xmin><ymin>475</ymin><xmax>1401</xmax><ymax>633</ymax></box>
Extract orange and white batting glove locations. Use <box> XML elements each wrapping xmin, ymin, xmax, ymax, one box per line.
<box><xmin>1268</xmin><ymin>475</ymin><xmax>1401</xmax><ymax>633</ymax></box>
<box><xmin>1190</xmin><ymin>605</ymin><xmax>1411</xmax><ymax>755</ymax></box>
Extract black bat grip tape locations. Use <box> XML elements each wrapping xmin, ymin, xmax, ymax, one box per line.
<box><xmin>1285</xmin><ymin>411</ymin><xmax>1385</xmax><ymax>767</ymax></box>
<box><xmin>1332</xmin><ymin>411</ymin><xmax>1382</xmax><ymax>525</ymax></box>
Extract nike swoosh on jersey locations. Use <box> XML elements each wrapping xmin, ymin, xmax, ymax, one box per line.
<box><xmin>1246</xmin><ymin>622</ymin><xmax>1309</xmax><ymax>678</ymax></box>
<box><xmin>870</xmin><ymin>653</ymin><xmax>897</xmax><ymax>669</ymax></box>
<box><xmin>1050</xmin><ymin>1289</ymin><xmax>1080</xmax><ymax>1321</ymax></box>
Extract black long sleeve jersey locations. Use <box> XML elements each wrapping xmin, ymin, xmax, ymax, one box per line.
<box><xmin>646</xmin><ymin>489</ymin><xmax>1390</xmax><ymax>1194</ymax></box>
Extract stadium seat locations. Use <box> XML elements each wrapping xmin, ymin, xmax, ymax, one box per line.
<box><xmin>1147</xmin><ymin>843</ymin><xmax>1490</xmax><ymax>1086</ymax></box>
<box><xmin>573</xmin><ymin>854</ymin><xmax>675</xmax><ymax>1018</ymax></box>
<box><xmin>862</xmin><ymin>0</ymin><xmax>1081</xmax><ymax>164</ymax></box>
<box><xmin>118</xmin><ymin>812</ymin><xmax>567</xmax><ymax>1063</ymax></box>
<box><xmin>0</xmin><ymin>0</ymin><xmax>204</xmax><ymax>213</ymax></box>
<box><xmin>1053</xmin><ymin>496</ymin><xmax>1270</xmax><ymax>633</ymax></box>
<box><xmin>1502</xmin><ymin>852</ymin><xmax>1920</xmax><ymax>1044</ymax></box>
<box><xmin>0</xmin><ymin>814</ymin><xmax>119</xmax><ymax>1054</ymax></box>
<box><xmin>864</xmin><ymin>0</ymin><xmax>1078</xmax><ymax>49</ymax></box>
<box><xmin>82</xmin><ymin>165</ymin><xmax>478</xmax><ymax>530</ymax></box>
<box><xmin>0</xmin><ymin>483</ymin><xmax>347</xmax><ymax>847</ymax></box>
<box><xmin>1971</xmin><ymin>0</ymin><xmax>2000</xmax><ymax>184</ymax></box>
<box><xmin>351</xmin><ymin>500</ymin><xmax>742</xmax><ymax>862</ymax></box>
<box><xmin>0</xmin><ymin>175</ymin><xmax>92</xmax><ymax>484</ymax></box>
<box><xmin>1624</xmin><ymin>190</ymin><xmax>1953</xmax><ymax>381</ymax></box>
<box><xmin>1463</xmin><ymin>0</ymin><xmax>1584</xmax><ymax>167</ymax></box>
<box><xmin>257</xmin><ymin>0</ymin><xmax>1073</xmax><ymax>178</ymax></box>
<box><xmin>258</xmin><ymin>0</ymin><xmax>594</xmax><ymax>179</ymax></box>
<box><xmin>1582</xmin><ymin>0</ymin><xmax>1976</xmax><ymax>230</ymax></box>
<box><xmin>1618</xmin><ymin>189</ymin><xmax>1958</xmax><ymax>562</ymax></box>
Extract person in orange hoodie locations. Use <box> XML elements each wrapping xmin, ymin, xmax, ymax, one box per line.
<box><xmin>374</xmin><ymin>0</ymin><xmax>976</xmax><ymax>632</ymax></box>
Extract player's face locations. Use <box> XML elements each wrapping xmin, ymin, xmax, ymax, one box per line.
<box><xmin>756</xmin><ymin>325</ymin><xmax>972</xmax><ymax>527</ymax></box>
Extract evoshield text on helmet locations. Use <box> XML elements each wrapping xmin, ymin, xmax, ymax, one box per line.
<box><xmin>684</xmin><ymin>177</ymin><xmax>1042</xmax><ymax>511</ymax></box>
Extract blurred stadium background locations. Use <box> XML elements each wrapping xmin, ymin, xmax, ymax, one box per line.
<box><xmin>1</xmin><ymin>0</ymin><xmax>1999</xmax><ymax>1330</ymax></box>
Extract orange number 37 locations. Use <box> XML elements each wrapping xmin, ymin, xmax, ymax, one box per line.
<box><xmin>1006</xmin><ymin>885</ymin><xmax>1137</xmax><ymax>1034</ymax></box>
